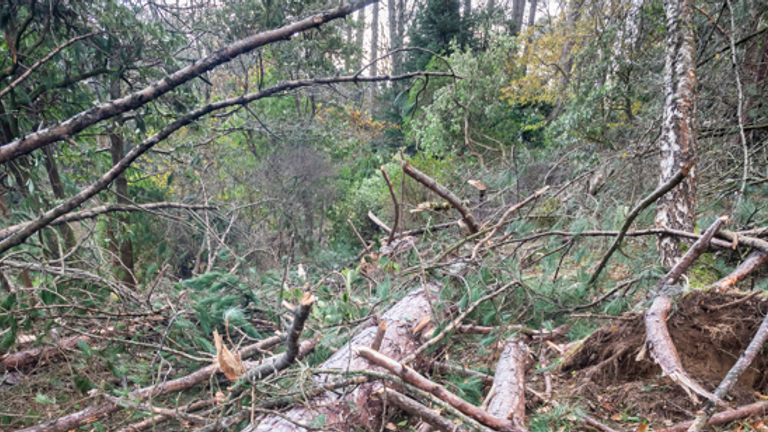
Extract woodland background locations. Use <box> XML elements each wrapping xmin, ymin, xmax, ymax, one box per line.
<box><xmin>2</xmin><ymin>0</ymin><xmax>768</xmax><ymax>430</ymax></box>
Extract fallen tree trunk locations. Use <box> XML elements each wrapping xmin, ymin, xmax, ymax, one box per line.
<box><xmin>244</xmin><ymin>284</ymin><xmax>440</xmax><ymax>432</ymax></box>
<box><xmin>12</xmin><ymin>335</ymin><xmax>298</xmax><ymax>432</ymax></box>
<box><xmin>486</xmin><ymin>338</ymin><xmax>529</xmax><ymax>429</ymax></box>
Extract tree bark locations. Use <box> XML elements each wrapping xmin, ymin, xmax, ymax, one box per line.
<box><xmin>246</xmin><ymin>284</ymin><xmax>439</xmax><ymax>432</ymax></box>
<box><xmin>486</xmin><ymin>338</ymin><xmax>528</xmax><ymax>429</ymax></box>
<box><xmin>510</xmin><ymin>0</ymin><xmax>526</xmax><ymax>35</ymax></box>
<box><xmin>42</xmin><ymin>145</ymin><xmax>77</xmax><ymax>252</ymax></box>
<box><xmin>356</xmin><ymin>7</ymin><xmax>366</xmax><ymax>72</ymax></box>
<box><xmin>388</xmin><ymin>0</ymin><xmax>401</xmax><ymax>75</ymax></box>
<box><xmin>655</xmin><ymin>0</ymin><xmax>698</xmax><ymax>269</ymax></box>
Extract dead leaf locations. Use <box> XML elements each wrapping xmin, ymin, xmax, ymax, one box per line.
<box><xmin>213</xmin><ymin>330</ymin><xmax>244</xmax><ymax>382</ymax></box>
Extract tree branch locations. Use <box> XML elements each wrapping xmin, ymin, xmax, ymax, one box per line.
<box><xmin>0</xmin><ymin>0</ymin><xmax>378</xmax><ymax>162</ymax></box>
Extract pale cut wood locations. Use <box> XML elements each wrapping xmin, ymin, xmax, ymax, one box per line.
<box><xmin>246</xmin><ymin>285</ymin><xmax>440</xmax><ymax>432</ymax></box>
<box><xmin>486</xmin><ymin>339</ymin><xmax>528</xmax><ymax>428</ymax></box>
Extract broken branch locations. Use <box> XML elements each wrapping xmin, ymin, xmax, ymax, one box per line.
<box><xmin>401</xmin><ymin>160</ymin><xmax>479</xmax><ymax>234</ymax></box>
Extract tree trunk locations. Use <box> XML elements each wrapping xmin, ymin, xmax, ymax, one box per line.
<box><xmin>43</xmin><ymin>146</ymin><xmax>77</xmax><ymax>252</ymax></box>
<box><xmin>356</xmin><ymin>7</ymin><xmax>366</xmax><ymax>71</ymax></box>
<box><xmin>388</xmin><ymin>0</ymin><xmax>400</xmax><ymax>75</ymax></box>
<box><xmin>655</xmin><ymin>0</ymin><xmax>698</xmax><ymax>269</ymax></box>
<box><xmin>510</xmin><ymin>0</ymin><xmax>526</xmax><ymax>36</ymax></box>
<box><xmin>108</xmin><ymin>79</ymin><xmax>136</xmax><ymax>288</ymax></box>
<box><xmin>464</xmin><ymin>0</ymin><xmax>471</xmax><ymax>18</ymax></box>
<box><xmin>370</xmin><ymin>3</ymin><xmax>379</xmax><ymax>101</ymax></box>
<box><xmin>246</xmin><ymin>284</ymin><xmax>440</xmax><ymax>432</ymax></box>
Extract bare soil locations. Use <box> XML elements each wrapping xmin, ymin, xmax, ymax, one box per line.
<box><xmin>558</xmin><ymin>291</ymin><xmax>768</xmax><ymax>428</ymax></box>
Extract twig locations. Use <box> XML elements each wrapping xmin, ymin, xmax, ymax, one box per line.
<box><xmin>348</xmin><ymin>219</ymin><xmax>371</xmax><ymax>253</ymax></box>
<box><xmin>354</xmin><ymin>348</ymin><xmax>521</xmax><ymax>432</ymax></box>
<box><xmin>371</xmin><ymin>320</ymin><xmax>387</xmax><ymax>351</ymax></box>
<box><xmin>227</xmin><ymin>292</ymin><xmax>316</xmax><ymax>400</ymax></box>
<box><xmin>276</xmin><ymin>256</ymin><xmax>292</xmax><ymax>327</ymax></box>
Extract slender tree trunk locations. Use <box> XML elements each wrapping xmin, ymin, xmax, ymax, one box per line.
<box><xmin>521</xmin><ymin>0</ymin><xmax>538</xmax><ymax>76</ymax></box>
<box><xmin>464</xmin><ymin>0</ymin><xmax>471</xmax><ymax>18</ymax></box>
<box><xmin>655</xmin><ymin>0</ymin><xmax>698</xmax><ymax>268</ymax></box>
<box><xmin>108</xmin><ymin>79</ymin><xmax>136</xmax><ymax>288</ymax></box>
<box><xmin>510</xmin><ymin>0</ymin><xmax>526</xmax><ymax>35</ymax></box>
<box><xmin>43</xmin><ymin>146</ymin><xmax>77</xmax><ymax>252</ymax></box>
<box><xmin>526</xmin><ymin>0</ymin><xmax>537</xmax><ymax>29</ymax></box>
<box><xmin>355</xmin><ymin>7</ymin><xmax>367</xmax><ymax>104</ymax></box>
<box><xmin>356</xmin><ymin>8</ymin><xmax>366</xmax><ymax>71</ymax></box>
<box><xmin>345</xmin><ymin>20</ymin><xmax>352</xmax><ymax>72</ymax></box>
<box><xmin>388</xmin><ymin>0</ymin><xmax>400</xmax><ymax>75</ymax></box>
<box><xmin>370</xmin><ymin>3</ymin><xmax>379</xmax><ymax>102</ymax></box>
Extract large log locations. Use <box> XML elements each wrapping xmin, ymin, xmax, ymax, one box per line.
<box><xmin>486</xmin><ymin>339</ymin><xmax>529</xmax><ymax>429</ymax></box>
<box><xmin>246</xmin><ymin>284</ymin><xmax>440</xmax><ymax>432</ymax></box>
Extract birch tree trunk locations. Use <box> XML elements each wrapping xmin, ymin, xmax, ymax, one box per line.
<box><xmin>655</xmin><ymin>0</ymin><xmax>698</xmax><ymax>269</ymax></box>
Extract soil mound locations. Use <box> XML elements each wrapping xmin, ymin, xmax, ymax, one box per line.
<box><xmin>559</xmin><ymin>291</ymin><xmax>768</xmax><ymax>426</ymax></box>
